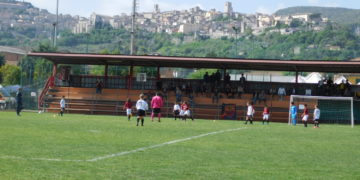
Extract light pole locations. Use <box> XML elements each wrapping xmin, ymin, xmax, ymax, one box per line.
<box><xmin>232</xmin><ymin>26</ymin><xmax>240</xmax><ymax>58</ymax></box>
<box><xmin>53</xmin><ymin>0</ymin><xmax>59</xmax><ymax>48</ymax></box>
<box><xmin>130</xmin><ymin>0</ymin><xmax>137</xmax><ymax>55</ymax></box>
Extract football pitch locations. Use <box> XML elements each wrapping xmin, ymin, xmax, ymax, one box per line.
<box><xmin>0</xmin><ymin>112</ymin><xmax>359</xmax><ymax>180</ymax></box>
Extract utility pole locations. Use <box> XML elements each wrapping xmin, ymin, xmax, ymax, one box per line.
<box><xmin>232</xmin><ymin>26</ymin><xmax>240</xmax><ymax>58</ymax></box>
<box><xmin>53</xmin><ymin>0</ymin><xmax>59</xmax><ymax>48</ymax></box>
<box><xmin>130</xmin><ymin>0</ymin><xmax>137</xmax><ymax>55</ymax></box>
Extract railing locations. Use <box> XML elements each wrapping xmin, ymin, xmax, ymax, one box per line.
<box><xmin>38</xmin><ymin>76</ymin><xmax>54</xmax><ymax>110</ymax></box>
<box><xmin>53</xmin><ymin>75</ymin><xmax>360</xmax><ymax>97</ymax></box>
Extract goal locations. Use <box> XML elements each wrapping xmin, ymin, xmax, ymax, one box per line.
<box><xmin>289</xmin><ymin>95</ymin><xmax>354</xmax><ymax>128</ymax></box>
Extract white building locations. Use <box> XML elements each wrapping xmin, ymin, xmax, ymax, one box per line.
<box><xmin>178</xmin><ymin>24</ymin><xmax>200</xmax><ymax>34</ymax></box>
<box><xmin>72</xmin><ymin>18</ymin><xmax>92</xmax><ymax>34</ymax></box>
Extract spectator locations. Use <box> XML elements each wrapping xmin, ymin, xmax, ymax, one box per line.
<box><xmin>252</xmin><ymin>92</ymin><xmax>258</xmax><ymax>105</ymax></box>
<box><xmin>156</xmin><ymin>80</ymin><xmax>162</xmax><ymax>91</ymax></box>
<box><xmin>344</xmin><ymin>88</ymin><xmax>351</xmax><ymax>97</ymax></box>
<box><xmin>258</xmin><ymin>90</ymin><xmax>267</xmax><ymax>104</ymax></box>
<box><xmin>224</xmin><ymin>84</ymin><xmax>231</xmax><ymax>98</ymax></box>
<box><xmin>185</xmin><ymin>82</ymin><xmax>192</xmax><ymax>97</ymax></box>
<box><xmin>215</xmin><ymin>70</ymin><xmax>221</xmax><ymax>82</ymax></box>
<box><xmin>339</xmin><ymin>80</ymin><xmax>346</xmax><ymax>96</ymax></box>
<box><xmin>237</xmin><ymin>85</ymin><xmax>244</xmax><ymax>99</ymax></box>
<box><xmin>181</xmin><ymin>82</ymin><xmax>186</xmax><ymax>91</ymax></box>
<box><xmin>239</xmin><ymin>74</ymin><xmax>246</xmax><ymax>86</ymax></box>
<box><xmin>212</xmin><ymin>88</ymin><xmax>220</xmax><ymax>104</ymax></box>
<box><xmin>278</xmin><ymin>87</ymin><xmax>286</xmax><ymax>101</ymax></box>
<box><xmin>269</xmin><ymin>86</ymin><xmax>277</xmax><ymax>98</ymax></box>
<box><xmin>345</xmin><ymin>79</ymin><xmax>351</xmax><ymax>89</ymax></box>
<box><xmin>176</xmin><ymin>87</ymin><xmax>182</xmax><ymax>102</ymax></box>
<box><xmin>95</xmin><ymin>79</ymin><xmax>104</xmax><ymax>94</ymax></box>
<box><xmin>224</xmin><ymin>73</ymin><xmax>231</xmax><ymax>85</ymax></box>
<box><xmin>203</xmin><ymin>72</ymin><xmax>209</xmax><ymax>84</ymax></box>
<box><xmin>230</xmin><ymin>85</ymin><xmax>237</xmax><ymax>98</ymax></box>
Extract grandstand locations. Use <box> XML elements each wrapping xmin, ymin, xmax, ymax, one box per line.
<box><xmin>29</xmin><ymin>52</ymin><xmax>360</xmax><ymax>123</ymax></box>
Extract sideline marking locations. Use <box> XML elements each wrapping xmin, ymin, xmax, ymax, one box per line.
<box><xmin>1</xmin><ymin>127</ymin><xmax>247</xmax><ymax>162</ymax></box>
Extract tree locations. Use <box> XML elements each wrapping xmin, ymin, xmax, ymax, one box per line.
<box><xmin>0</xmin><ymin>64</ymin><xmax>20</xmax><ymax>86</ymax></box>
<box><xmin>187</xmin><ymin>69</ymin><xmax>217</xmax><ymax>79</ymax></box>
<box><xmin>0</xmin><ymin>54</ymin><xmax>4</xmax><ymax>66</ymax></box>
<box><xmin>290</xmin><ymin>19</ymin><xmax>303</xmax><ymax>28</ymax></box>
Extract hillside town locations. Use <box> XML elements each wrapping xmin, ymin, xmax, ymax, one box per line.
<box><xmin>72</xmin><ymin>2</ymin><xmax>329</xmax><ymax>38</ymax></box>
<box><xmin>0</xmin><ymin>0</ymin><xmax>329</xmax><ymax>40</ymax></box>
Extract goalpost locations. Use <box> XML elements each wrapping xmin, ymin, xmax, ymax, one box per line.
<box><xmin>289</xmin><ymin>95</ymin><xmax>354</xmax><ymax>128</ymax></box>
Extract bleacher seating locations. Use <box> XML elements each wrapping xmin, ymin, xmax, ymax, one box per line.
<box><xmin>44</xmin><ymin>87</ymin><xmax>294</xmax><ymax>122</ymax></box>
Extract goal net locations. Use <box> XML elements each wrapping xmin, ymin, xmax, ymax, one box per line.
<box><xmin>289</xmin><ymin>95</ymin><xmax>354</xmax><ymax>128</ymax></box>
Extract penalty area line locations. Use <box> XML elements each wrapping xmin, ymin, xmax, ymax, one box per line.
<box><xmin>1</xmin><ymin>127</ymin><xmax>248</xmax><ymax>162</ymax></box>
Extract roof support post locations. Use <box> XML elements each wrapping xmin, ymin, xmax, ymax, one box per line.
<box><xmin>157</xmin><ymin>66</ymin><xmax>161</xmax><ymax>80</ymax></box>
<box><xmin>52</xmin><ymin>63</ymin><xmax>58</xmax><ymax>77</ymax></box>
<box><xmin>128</xmin><ymin>65</ymin><xmax>134</xmax><ymax>89</ymax></box>
<box><xmin>104</xmin><ymin>64</ymin><xmax>108</xmax><ymax>88</ymax></box>
<box><xmin>223</xmin><ymin>68</ymin><xmax>227</xmax><ymax>81</ymax></box>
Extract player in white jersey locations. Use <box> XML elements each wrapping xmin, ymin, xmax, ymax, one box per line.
<box><xmin>245</xmin><ymin>102</ymin><xmax>255</xmax><ymax>124</ymax></box>
<box><xmin>59</xmin><ymin>96</ymin><xmax>66</xmax><ymax>116</ymax></box>
<box><xmin>136</xmin><ymin>94</ymin><xmax>148</xmax><ymax>126</ymax></box>
<box><xmin>173</xmin><ymin>102</ymin><xmax>181</xmax><ymax>120</ymax></box>
<box><xmin>313</xmin><ymin>105</ymin><xmax>320</xmax><ymax>128</ymax></box>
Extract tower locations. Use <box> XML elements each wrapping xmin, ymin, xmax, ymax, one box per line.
<box><xmin>224</xmin><ymin>2</ymin><xmax>233</xmax><ymax>16</ymax></box>
<box><xmin>154</xmin><ymin>4</ymin><xmax>160</xmax><ymax>13</ymax></box>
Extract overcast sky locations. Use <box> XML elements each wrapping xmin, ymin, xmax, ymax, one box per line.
<box><xmin>26</xmin><ymin>0</ymin><xmax>359</xmax><ymax>17</ymax></box>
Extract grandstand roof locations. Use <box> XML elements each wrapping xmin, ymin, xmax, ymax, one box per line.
<box><xmin>28</xmin><ymin>52</ymin><xmax>360</xmax><ymax>73</ymax></box>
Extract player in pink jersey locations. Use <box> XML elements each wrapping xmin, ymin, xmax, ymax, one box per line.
<box><xmin>151</xmin><ymin>92</ymin><xmax>163</xmax><ymax>122</ymax></box>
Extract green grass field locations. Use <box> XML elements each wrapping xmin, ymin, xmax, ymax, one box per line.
<box><xmin>0</xmin><ymin>112</ymin><xmax>359</xmax><ymax>180</ymax></box>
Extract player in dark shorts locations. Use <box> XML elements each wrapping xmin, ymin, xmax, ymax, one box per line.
<box><xmin>136</xmin><ymin>94</ymin><xmax>148</xmax><ymax>126</ymax></box>
<box><xmin>151</xmin><ymin>92</ymin><xmax>163</xmax><ymax>122</ymax></box>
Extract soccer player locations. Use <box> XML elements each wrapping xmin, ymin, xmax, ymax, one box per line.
<box><xmin>173</xmin><ymin>101</ymin><xmax>181</xmax><ymax>120</ymax></box>
<box><xmin>262</xmin><ymin>105</ymin><xmax>270</xmax><ymax>125</ymax></box>
<box><xmin>59</xmin><ymin>96</ymin><xmax>66</xmax><ymax>116</ymax></box>
<box><xmin>180</xmin><ymin>101</ymin><xmax>194</xmax><ymax>121</ymax></box>
<box><xmin>123</xmin><ymin>98</ymin><xmax>133</xmax><ymax>121</ymax></box>
<box><xmin>290</xmin><ymin>102</ymin><xmax>297</xmax><ymax>126</ymax></box>
<box><xmin>151</xmin><ymin>92</ymin><xmax>163</xmax><ymax>122</ymax></box>
<box><xmin>313</xmin><ymin>105</ymin><xmax>320</xmax><ymax>128</ymax></box>
<box><xmin>245</xmin><ymin>102</ymin><xmax>255</xmax><ymax>124</ymax></box>
<box><xmin>301</xmin><ymin>104</ymin><xmax>309</xmax><ymax>127</ymax></box>
<box><xmin>136</xmin><ymin>94</ymin><xmax>148</xmax><ymax>126</ymax></box>
<box><xmin>15</xmin><ymin>88</ymin><xmax>22</xmax><ymax>116</ymax></box>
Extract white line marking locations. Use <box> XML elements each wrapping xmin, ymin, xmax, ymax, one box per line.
<box><xmin>1</xmin><ymin>127</ymin><xmax>247</xmax><ymax>162</ymax></box>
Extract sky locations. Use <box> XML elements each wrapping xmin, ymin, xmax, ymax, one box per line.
<box><xmin>26</xmin><ymin>0</ymin><xmax>359</xmax><ymax>17</ymax></box>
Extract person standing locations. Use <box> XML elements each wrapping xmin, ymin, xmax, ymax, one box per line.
<box><xmin>290</xmin><ymin>102</ymin><xmax>297</xmax><ymax>126</ymax></box>
<box><xmin>95</xmin><ymin>79</ymin><xmax>103</xmax><ymax>94</ymax></box>
<box><xmin>59</xmin><ymin>96</ymin><xmax>66</xmax><ymax>116</ymax></box>
<box><xmin>301</xmin><ymin>104</ymin><xmax>309</xmax><ymax>127</ymax></box>
<box><xmin>262</xmin><ymin>105</ymin><xmax>270</xmax><ymax>125</ymax></box>
<box><xmin>123</xmin><ymin>98</ymin><xmax>133</xmax><ymax>121</ymax></box>
<box><xmin>173</xmin><ymin>102</ymin><xmax>181</xmax><ymax>120</ymax></box>
<box><xmin>151</xmin><ymin>92</ymin><xmax>163</xmax><ymax>122</ymax></box>
<box><xmin>136</xmin><ymin>94</ymin><xmax>148</xmax><ymax>126</ymax></box>
<box><xmin>245</xmin><ymin>102</ymin><xmax>255</xmax><ymax>124</ymax></box>
<box><xmin>16</xmin><ymin>88</ymin><xmax>22</xmax><ymax>116</ymax></box>
<box><xmin>313</xmin><ymin>105</ymin><xmax>321</xmax><ymax>128</ymax></box>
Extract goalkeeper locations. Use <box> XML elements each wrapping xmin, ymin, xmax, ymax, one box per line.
<box><xmin>290</xmin><ymin>102</ymin><xmax>297</xmax><ymax>125</ymax></box>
